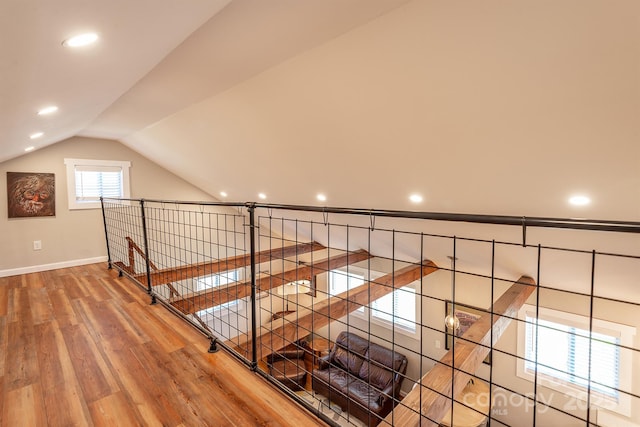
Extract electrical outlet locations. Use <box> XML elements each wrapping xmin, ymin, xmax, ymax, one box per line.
<box><xmin>435</xmin><ymin>339</ymin><xmax>441</xmax><ymax>349</ymax></box>
<box><xmin>33</xmin><ymin>240</ymin><xmax>42</xmax><ymax>250</ymax></box>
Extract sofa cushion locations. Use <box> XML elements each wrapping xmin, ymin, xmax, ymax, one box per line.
<box><xmin>332</xmin><ymin>331</ymin><xmax>369</xmax><ymax>374</ymax></box>
<box><xmin>358</xmin><ymin>344</ymin><xmax>406</xmax><ymax>391</ymax></box>
<box><xmin>313</xmin><ymin>366</ymin><xmax>353</xmax><ymax>391</ymax></box>
<box><xmin>348</xmin><ymin>377</ymin><xmax>382</xmax><ymax>413</ymax></box>
<box><xmin>333</xmin><ymin>346</ymin><xmax>366</xmax><ymax>374</ymax></box>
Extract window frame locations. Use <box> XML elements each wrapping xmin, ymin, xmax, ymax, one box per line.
<box><xmin>517</xmin><ymin>304</ymin><xmax>635</xmax><ymax>417</ymax></box>
<box><xmin>195</xmin><ymin>269</ymin><xmax>245</xmax><ymax>318</ymax></box>
<box><xmin>64</xmin><ymin>158</ymin><xmax>131</xmax><ymax>210</ymax></box>
<box><xmin>328</xmin><ymin>267</ymin><xmax>419</xmax><ymax>338</ymax></box>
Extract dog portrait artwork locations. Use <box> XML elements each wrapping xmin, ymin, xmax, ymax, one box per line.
<box><xmin>7</xmin><ymin>172</ymin><xmax>55</xmax><ymax>218</ymax></box>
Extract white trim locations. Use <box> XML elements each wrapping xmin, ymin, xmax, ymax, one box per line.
<box><xmin>0</xmin><ymin>256</ymin><xmax>108</xmax><ymax>277</ymax></box>
<box><xmin>64</xmin><ymin>158</ymin><xmax>131</xmax><ymax>210</ymax></box>
<box><xmin>516</xmin><ymin>304</ymin><xmax>635</xmax><ymax>417</ymax></box>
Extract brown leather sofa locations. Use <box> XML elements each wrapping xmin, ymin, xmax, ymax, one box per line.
<box><xmin>311</xmin><ymin>331</ymin><xmax>408</xmax><ymax>427</ymax></box>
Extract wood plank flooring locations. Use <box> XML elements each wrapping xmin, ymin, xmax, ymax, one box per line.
<box><xmin>0</xmin><ymin>263</ymin><xmax>326</xmax><ymax>427</ymax></box>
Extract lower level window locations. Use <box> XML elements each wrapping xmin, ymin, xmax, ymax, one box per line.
<box><xmin>517</xmin><ymin>304</ymin><xmax>634</xmax><ymax>416</ymax></box>
<box><xmin>370</xmin><ymin>287</ymin><xmax>416</xmax><ymax>331</ymax></box>
<box><xmin>196</xmin><ymin>270</ymin><xmax>242</xmax><ymax>315</ymax></box>
<box><xmin>329</xmin><ymin>269</ymin><xmax>417</xmax><ymax>334</ymax></box>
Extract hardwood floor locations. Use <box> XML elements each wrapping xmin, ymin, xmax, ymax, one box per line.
<box><xmin>0</xmin><ymin>263</ymin><xmax>326</xmax><ymax>426</ymax></box>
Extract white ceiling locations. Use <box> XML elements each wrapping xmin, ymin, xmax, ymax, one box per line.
<box><xmin>2</xmin><ymin>0</ymin><xmax>412</xmax><ymax>160</ymax></box>
<box><xmin>2</xmin><ymin>0</ymin><xmax>639</xmax><ymax>224</ymax></box>
<box><xmin>0</xmin><ymin>0</ymin><xmax>231</xmax><ymax>163</ymax></box>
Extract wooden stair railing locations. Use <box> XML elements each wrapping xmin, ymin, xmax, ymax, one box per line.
<box><xmin>113</xmin><ymin>236</ymin><xmax>213</xmax><ymax>330</ymax></box>
<box><xmin>114</xmin><ymin>239</ymin><xmax>333</xmax><ymax>333</ymax></box>
<box><xmin>134</xmin><ymin>241</ymin><xmax>326</xmax><ymax>287</ymax></box>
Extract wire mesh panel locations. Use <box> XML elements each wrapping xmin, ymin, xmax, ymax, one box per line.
<box><xmin>102</xmin><ymin>198</ymin><xmax>147</xmax><ymax>286</ymax></box>
<box><xmin>142</xmin><ymin>201</ymin><xmax>251</xmax><ymax>345</ymax></box>
<box><xmin>100</xmin><ymin>199</ymin><xmax>640</xmax><ymax>427</ymax></box>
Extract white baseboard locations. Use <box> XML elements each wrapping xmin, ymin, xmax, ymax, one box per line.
<box><xmin>0</xmin><ymin>256</ymin><xmax>108</xmax><ymax>278</ymax></box>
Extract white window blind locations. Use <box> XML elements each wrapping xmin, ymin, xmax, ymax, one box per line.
<box><xmin>329</xmin><ymin>269</ymin><xmax>417</xmax><ymax>332</ymax></box>
<box><xmin>74</xmin><ymin>166</ymin><xmax>123</xmax><ymax>201</ymax></box>
<box><xmin>371</xmin><ymin>287</ymin><xmax>416</xmax><ymax>331</ymax></box>
<box><xmin>517</xmin><ymin>304</ymin><xmax>635</xmax><ymax>416</ymax></box>
<box><xmin>524</xmin><ymin>316</ymin><xmax>620</xmax><ymax>398</ymax></box>
<box><xmin>64</xmin><ymin>158</ymin><xmax>131</xmax><ymax>210</ymax></box>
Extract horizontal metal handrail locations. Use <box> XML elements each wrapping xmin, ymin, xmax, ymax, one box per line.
<box><xmin>102</xmin><ymin>197</ymin><xmax>640</xmax><ymax>234</ymax></box>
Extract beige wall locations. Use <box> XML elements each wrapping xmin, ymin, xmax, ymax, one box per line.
<box><xmin>126</xmin><ymin>0</ymin><xmax>640</xmax><ymax>221</ymax></box>
<box><xmin>0</xmin><ymin>136</ymin><xmax>215</xmax><ymax>274</ymax></box>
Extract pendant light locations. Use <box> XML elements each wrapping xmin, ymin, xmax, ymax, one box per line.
<box><xmin>444</xmin><ymin>256</ymin><xmax>460</xmax><ymax>332</ymax></box>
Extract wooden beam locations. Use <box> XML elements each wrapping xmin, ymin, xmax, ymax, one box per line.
<box><xmin>136</xmin><ymin>241</ymin><xmax>325</xmax><ymax>286</ymax></box>
<box><xmin>232</xmin><ymin>260</ymin><xmax>439</xmax><ymax>359</ymax></box>
<box><xmin>384</xmin><ymin>275</ymin><xmax>536</xmax><ymax>427</ymax></box>
<box><xmin>170</xmin><ymin>250</ymin><xmax>372</xmax><ymax>315</ymax></box>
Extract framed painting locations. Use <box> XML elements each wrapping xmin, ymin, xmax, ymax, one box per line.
<box><xmin>445</xmin><ymin>300</ymin><xmax>491</xmax><ymax>365</ymax></box>
<box><xmin>7</xmin><ymin>172</ymin><xmax>55</xmax><ymax>218</ymax></box>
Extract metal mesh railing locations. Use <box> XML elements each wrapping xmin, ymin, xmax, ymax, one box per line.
<box><xmin>101</xmin><ymin>198</ymin><xmax>640</xmax><ymax>427</ymax></box>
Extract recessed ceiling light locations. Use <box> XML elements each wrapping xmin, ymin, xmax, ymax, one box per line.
<box><xmin>258</xmin><ymin>193</ymin><xmax>267</xmax><ymax>200</ymax></box>
<box><xmin>38</xmin><ymin>105</ymin><xmax>58</xmax><ymax>115</ymax></box>
<box><xmin>25</xmin><ymin>146</ymin><xmax>35</xmax><ymax>152</ymax></box>
<box><xmin>30</xmin><ymin>132</ymin><xmax>44</xmax><ymax>139</ymax></box>
<box><xmin>63</xmin><ymin>32</ymin><xmax>99</xmax><ymax>48</ymax></box>
<box><xmin>219</xmin><ymin>191</ymin><xmax>228</xmax><ymax>198</ymax></box>
<box><xmin>317</xmin><ymin>194</ymin><xmax>327</xmax><ymax>202</ymax></box>
<box><xmin>569</xmin><ymin>195</ymin><xmax>591</xmax><ymax>206</ymax></box>
<box><xmin>409</xmin><ymin>194</ymin><xmax>423</xmax><ymax>203</ymax></box>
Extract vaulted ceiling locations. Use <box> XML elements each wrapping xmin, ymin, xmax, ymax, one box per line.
<box><xmin>3</xmin><ymin>0</ymin><xmax>639</xmax><ymax>222</ymax></box>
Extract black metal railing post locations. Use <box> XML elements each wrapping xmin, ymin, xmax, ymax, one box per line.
<box><xmin>100</xmin><ymin>196</ymin><xmax>113</xmax><ymax>269</ymax></box>
<box><xmin>247</xmin><ymin>202</ymin><xmax>258</xmax><ymax>371</ymax></box>
<box><xmin>139</xmin><ymin>199</ymin><xmax>155</xmax><ymax>303</ymax></box>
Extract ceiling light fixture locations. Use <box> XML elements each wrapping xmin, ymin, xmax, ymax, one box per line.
<box><xmin>30</xmin><ymin>132</ymin><xmax>44</xmax><ymax>139</ymax></box>
<box><xmin>63</xmin><ymin>32</ymin><xmax>99</xmax><ymax>48</ymax></box>
<box><xmin>409</xmin><ymin>194</ymin><xmax>423</xmax><ymax>203</ymax></box>
<box><xmin>24</xmin><ymin>146</ymin><xmax>35</xmax><ymax>152</ymax></box>
<box><xmin>569</xmin><ymin>195</ymin><xmax>591</xmax><ymax>206</ymax></box>
<box><xmin>38</xmin><ymin>105</ymin><xmax>58</xmax><ymax>115</ymax></box>
<box><xmin>219</xmin><ymin>191</ymin><xmax>228</xmax><ymax>198</ymax></box>
<box><xmin>258</xmin><ymin>193</ymin><xmax>267</xmax><ymax>200</ymax></box>
<box><xmin>317</xmin><ymin>194</ymin><xmax>327</xmax><ymax>202</ymax></box>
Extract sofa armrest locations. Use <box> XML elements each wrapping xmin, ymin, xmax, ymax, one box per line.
<box><xmin>379</xmin><ymin>357</ymin><xmax>408</xmax><ymax>405</ymax></box>
<box><xmin>378</xmin><ymin>383</ymin><xmax>396</xmax><ymax>406</ymax></box>
<box><xmin>378</xmin><ymin>369</ymin><xmax>405</xmax><ymax>407</ymax></box>
<box><xmin>317</xmin><ymin>354</ymin><xmax>331</xmax><ymax>370</ymax></box>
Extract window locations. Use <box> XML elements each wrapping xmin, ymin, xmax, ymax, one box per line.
<box><xmin>64</xmin><ymin>158</ymin><xmax>131</xmax><ymax>209</ymax></box>
<box><xmin>329</xmin><ymin>270</ymin><xmax>365</xmax><ymax>313</ymax></box>
<box><xmin>329</xmin><ymin>270</ymin><xmax>364</xmax><ymax>296</ymax></box>
<box><xmin>196</xmin><ymin>270</ymin><xmax>243</xmax><ymax>316</ymax></box>
<box><xmin>371</xmin><ymin>287</ymin><xmax>416</xmax><ymax>331</ymax></box>
<box><xmin>329</xmin><ymin>268</ymin><xmax>417</xmax><ymax>334</ymax></box>
<box><xmin>517</xmin><ymin>305</ymin><xmax>635</xmax><ymax>416</ymax></box>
